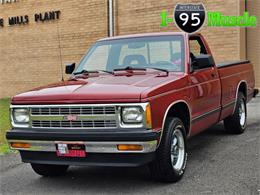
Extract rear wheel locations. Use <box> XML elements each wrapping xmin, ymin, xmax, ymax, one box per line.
<box><xmin>31</xmin><ymin>163</ymin><xmax>69</xmax><ymax>177</ymax></box>
<box><xmin>149</xmin><ymin>117</ymin><xmax>187</xmax><ymax>182</ymax></box>
<box><xmin>224</xmin><ymin>92</ymin><xmax>247</xmax><ymax>134</ymax></box>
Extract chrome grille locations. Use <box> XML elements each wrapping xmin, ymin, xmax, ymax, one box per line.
<box><xmin>32</xmin><ymin>120</ymin><xmax>117</xmax><ymax>128</ymax></box>
<box><xmin>31</xmin><ymin>106</ymin><xmax>116</xmax><ymax>115</ymax></box>
<box><xmin>30</xmin><ymin>105</ymin><xmax>118</xmax><ymax>129</ymax></box>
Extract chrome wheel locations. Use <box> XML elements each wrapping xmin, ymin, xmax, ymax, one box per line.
<box><xmin>170</xmin><ymin>126</ymin><xmax>185</xmax><ymax>171</ymax></box>
<box><xmin>239</xmin><ymin>99</ymin><xmax>246</xmax><ymax>127</ymax></box>
<box><xmin>224</xmin><ymin>92</ymin><xmax>247</xmax><ymax>134</ymax></box>
<box><xmin>149</xmin><ymin>118</ymin><xmax>187</xmax><ymax>182</ymax></box>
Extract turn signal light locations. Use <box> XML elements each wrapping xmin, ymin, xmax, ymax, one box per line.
<box><xmin>11</xmin><ymin>142</ymin><xmax>30</xmax><ymax>149</ymax></box>
<box><xmin>146</xmin><ymin>104</ymin><xmax>152</xmax><ymax>128</ymax></box>
<box><xmin>117</xmin><ymin>144</ymin><xmax>143</xmax><ymax>151</ymax></box>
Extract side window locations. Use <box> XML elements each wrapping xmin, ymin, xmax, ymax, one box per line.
<box><xmin>189</xmin><ymin>37</ymin><xmax>207</xmax><ymax>57</ymax></box>
<box><xmin>189</xmin><ymin>37</ymin><xmax>209</xmax><ymax>70</ymax></box>
<box><xmin>189</xmin><ymin>40</ymin><xmax>201</xmax><ymax>56</ymax></box>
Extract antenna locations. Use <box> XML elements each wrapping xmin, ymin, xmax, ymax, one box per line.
<box><xmin>56</xmin><ymin>21</ymin><xmax>64</xmax><ymax>81</ymax></box>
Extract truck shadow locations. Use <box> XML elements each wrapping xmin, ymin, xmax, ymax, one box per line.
<box><xmin>29</xmin><ymin>121</ymin><xmax>255</xmax><ymax>194</ymax></box>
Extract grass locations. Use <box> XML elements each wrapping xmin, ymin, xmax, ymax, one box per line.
<box><xmin>0</xmin><ymin>98</ymin><xmax>12</xmax><ymax>155</ymax></box>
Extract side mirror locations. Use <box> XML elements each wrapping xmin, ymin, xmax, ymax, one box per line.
<box><xmin>194</xmin><ymin>54</ymin><xmax>215</xmax><ymax>70</ymax></box>
<box><xmin>65</xmin><ymin>63</ymin><xmax>75</xmax><ymax>74</ymax></box>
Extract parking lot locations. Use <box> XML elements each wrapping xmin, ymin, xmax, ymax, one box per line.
<box><xmin>0</xmin><ymin>97</ymin><xmax>259</xmax><ymax>195</ymax></box>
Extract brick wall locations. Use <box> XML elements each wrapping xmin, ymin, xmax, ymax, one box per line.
<box><xmin>0</xmin><ymin>0</ymin><xmax>108</xmax><ymax>98</ymax></box>
<box><xmin>247</xmin><ymin>0</ymin><xmax>260</xmax><ymax>89</ymax></box>
<box><xmin>116</xmin><ymin>0</ymin><xmax>243</xmax><ymax>63</ymax></box>
<box><xmin>0</xmin><ymin>0</ymin><xmax>257</xmax><ymax>98</ymax></box>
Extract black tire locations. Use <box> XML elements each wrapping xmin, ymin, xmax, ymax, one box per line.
<box><xmin>149</xmin><ymin>117</ymin><xmax>187</xmax><ymax>182</ymax></box>
<box><xmin>224</xmin><ymin>92</ymin><xmax>247</xmax><ymax>134</ymax></box>
<box><xmin>31</xmin><ymin>163</ymin><xmax>69</xmax><ymax>177</ymax></box>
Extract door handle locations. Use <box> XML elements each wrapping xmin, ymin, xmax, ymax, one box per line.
<box><xmin>211</xmin><ymin>73</ymin><xmax>216</xmax><ymax>78</ymax></box>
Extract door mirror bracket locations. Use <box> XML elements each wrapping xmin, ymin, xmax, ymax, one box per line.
<box><xmin>65</xmin><ymin>63</ymin><xmax>76</xmax><ymax>74</ymax></box>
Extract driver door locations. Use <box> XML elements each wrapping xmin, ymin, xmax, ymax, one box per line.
<box><xmin>189</xmin><ymin>35</ymin><xmax>221</xmax><ymax>135</ymax></box>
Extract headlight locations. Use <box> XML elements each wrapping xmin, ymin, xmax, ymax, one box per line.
<box><xmin>121</xmin><ymin>107</ymin><xmax>143</xmax><ymax>123</ymax></box>
<box><xmin>13</xmin><ymin>108</ymin><xmax>29</xmax><ymax>123</ymax></box>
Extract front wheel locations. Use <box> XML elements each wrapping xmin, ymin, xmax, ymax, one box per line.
<box><xmin>224</xmin><ymin>92</ymin><xmax>247</xmax><ymax>134</ymax></box>
<box><xmin>31</xmin><ymin>163</ymin><xmax>69</xmax><ymax>177</ymax></box>
<box><xmin>149</xmin><ymin>117</ymin><xmax>187</xmax><ymax>182</ymax></box>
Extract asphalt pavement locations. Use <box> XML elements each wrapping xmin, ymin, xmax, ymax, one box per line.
<box><xmin>0</xmin><ymin>97</ymin><xmax>259</xmax><ymax>195</ymax></box>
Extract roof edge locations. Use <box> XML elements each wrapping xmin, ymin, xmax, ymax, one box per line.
<box><xmin>98</xmin><ymin>32</ymin><xmax>188</xmax><ymax>41</ymax></box>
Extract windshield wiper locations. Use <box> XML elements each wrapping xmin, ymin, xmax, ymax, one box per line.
<box><xmin>73</xmin><ymin>69</ymin><xmax>99</xmax><ymax>75</ymax></box>
<box><xmin>73</xmin><ymin>69</ymin><xmax>113</xmax><ymax>75</ymax></box>
<box><xmin>113</xmin><ymin>66</ymin><xmax>169</xmax><ymax>76</ymax></box>
<box><xmin>98</xmin><ymin>70</ymin><xmax>114</xmax><ymax>74</ymax></box>
<box><xmin>146</xmin><ymin>67</ymin><xmax>169</xmax><ymax>75</ymax></box>
<box><xmin>113</xmin><ymin>66</ymin><xmax>146</xmax><ymax>72</ymax></box>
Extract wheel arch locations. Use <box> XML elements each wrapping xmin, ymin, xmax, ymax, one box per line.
<box><xmin>161</xmin><ymin>100</ymin><xmax>191</xmax><ymax>139</ymax></box>
<box><xmin>237</xmin><ymin>81</ymin><xmax>247</xmax><ymax>101</ymax></box>
<box><xmin>232</xmin><ymin>80</ymin><xmax>248</xmax><ymax>114</ymax></box>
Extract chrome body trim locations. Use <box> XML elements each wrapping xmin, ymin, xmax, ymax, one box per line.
<box><xmin>191</xmin><ymin>107</ymin><xmax>221</xmax><ymax>123</ymax></box>
<box><xmin>10</xmin><ymin>103</ymin><xmax>149</xmax><ymax>109</ymax></box>
<box><xmin>232</xmin><ymin>80</ymin><xmax>247</xmax><ymax>115</ymax></box>
<box><xmin>222</xmin><ymin>101</ymin><xmax>236</xmax><ymax>110</ymax></box>
<box><xmin>8</xmin><ymin>140</ymin><xmax>158</xmax><ymax>153</ymax></box>
<box><xmin>159</xmin><ymin>100</ymin><xmax>192</xmax><ymax>147</ymax></box>
<box><xmin>10</xmin><ymin>103</ymin><xmax>150</xmax><ymax>129</ymax></box>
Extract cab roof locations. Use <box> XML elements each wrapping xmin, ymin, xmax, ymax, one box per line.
<box><xmin>98</xmin><ymin>32</ymin><xmax>196</xmax><ymax>42</ymax></box>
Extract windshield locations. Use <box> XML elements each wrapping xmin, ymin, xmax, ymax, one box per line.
<box><xmin>75</xmin><ymin>35</ymin><xmax>185</xmax><ymax>73</ymax></box>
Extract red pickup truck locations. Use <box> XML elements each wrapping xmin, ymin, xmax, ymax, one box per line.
<box><xmin>6</xmin><ymin>32</ymin><xmax>258</xmax><ymax>182</ymax></box>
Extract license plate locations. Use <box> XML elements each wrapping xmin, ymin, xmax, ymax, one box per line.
<box><xmin>55</xmin><ymin>142</ymin><xmax>86</xmax><ymax>158</ymax></box>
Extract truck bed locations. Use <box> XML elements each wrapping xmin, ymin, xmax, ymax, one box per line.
<box><xmin>217</xmin><ymin>60</ymin><xmax>250</xmax><ymax>68</ymax></box>
<box><xmin>216</xmin><ymin>60</ymin><xmax>255</xmax><ymax>120</ymax></box>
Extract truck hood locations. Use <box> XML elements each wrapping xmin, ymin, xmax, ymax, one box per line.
<box><xmin>12</xmin><ymin>73</ymin><xmax>184</xmax><ymax>104</ymax></box>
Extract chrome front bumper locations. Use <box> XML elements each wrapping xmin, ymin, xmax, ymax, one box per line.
<box><xmin>8</xmin><ymin>140</ymin><xmax>158</xmax><ymax>153</ymax></box>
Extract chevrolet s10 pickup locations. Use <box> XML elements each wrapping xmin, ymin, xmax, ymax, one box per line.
<box><xmin>6</xmin><ymin>32</ymin><xmax>259</xmax><ymax>182</ymax></box>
